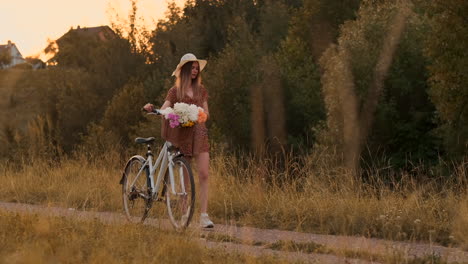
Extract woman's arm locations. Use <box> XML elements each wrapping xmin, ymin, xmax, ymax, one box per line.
<box><xmin>161</xmin><ymin>100</ymin><xmax>171</xmax><ymax>110</ymax></box>
<box><xmin>203</xmin><ymin>101</ymin><xmax>210</xmax><ymax>120</ymax></box>
<box><xmin>143</xmin><ymin>100</ymin><xmax>171</xmax><ymax>113</ymax></box>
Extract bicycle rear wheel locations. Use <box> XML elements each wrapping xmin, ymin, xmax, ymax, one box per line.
<box><xmin>165</xmin><ymin>157</ymin><xmax>195</xmax><ymax>230</ymax></box>
<box><xmin>122</xmin><ymin>156</ymin><xmax>152</xmax><ymax>223</ymax></box>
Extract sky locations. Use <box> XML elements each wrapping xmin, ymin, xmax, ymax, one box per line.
<box><xmin>0</xmin><ymin>0</ymin><xmax>185</xmax><ymax>60</ymax></box>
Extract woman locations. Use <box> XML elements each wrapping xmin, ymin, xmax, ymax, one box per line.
<box><xmin>144</xmin><ymin>53</ymin><xmax>213</xmax><ymax>228</ymax></box>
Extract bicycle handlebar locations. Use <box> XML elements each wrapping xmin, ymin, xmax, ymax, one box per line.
<box><xmin>151</xmin><ymin>109</ymin><xmax>162</xmax><ymax>115</ymax></box>
<box><xmin>141</xmin><ymin>107</ymin><xmax>162</xmax><ymax>115</ymax></box>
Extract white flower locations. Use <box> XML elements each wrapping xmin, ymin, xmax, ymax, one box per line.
<box><xmin>179</xmin><ymin>115</ymin><xmax>189</xmax><ymax>124</ymax></box>
<box><xmin>188</xmin><ymin>104</ymin><xmax>199</xmax><ymax>121</ymax></box>
<box><xmin>174</xmin><ymin>102</ymin><xmax>188</xmax><ymax>114</ymax></box>
<box><xmin>173</xmin><ymin>103</ymin><xmax>189</xmax><ymax>122</ymax></box>
<box><xmin>167</xmin><ymin>102</ymin><xmax>202</xmax><ymax>126</ymax></box>
<box><xmin>159</xmin><ymin>107</ymin><xmax>174</xmax><ymax>118</ymax></box>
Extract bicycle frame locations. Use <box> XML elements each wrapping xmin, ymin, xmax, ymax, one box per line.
<box><xmin>129</xmin><ymin>141</ymin><xmax>187</xmax><ymax>199</ymax></box>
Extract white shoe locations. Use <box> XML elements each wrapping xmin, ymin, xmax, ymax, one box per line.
<box><xmin>200</xmin><ymin>213</ymin><xmax>214</xmax><ymax>228</ymax></box>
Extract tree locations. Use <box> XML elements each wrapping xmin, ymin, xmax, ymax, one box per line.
<box><xmin>319</xmin><ymin>0</ymin><xmax>412</xmax><ymax>173</ymax></box>
<box><xmin>82</xmin><ymin>82</ymin><xmax>147</xmax><ymax>154</ymax></box>
<box><xmin>269</xmin><ymin>0</ymin><xmax>360</xmax><ymax>151</ymax></box>
<box><xmin>424</xmin><ymin>0</ymin><xmax>468</xmax><ymax>157</ymax></box>
<box><xmin>276</xmin><ymin>37</ymin><xmax>324</xmax><ymax>150</ymax></box>
<box><xmin>0</xmin><ymin>49</ymin><xmax>12</xmax><ymax>68</ymax></box>
<box><xmin>203</xmin><ymin>16</ymin><xmax>259</xmax><ymax>149</ymax></box>
<box><xmin>45</xmin><ymin>24</ymin><xmax>146</xmax><ymax>99</ymax></box>
<box><xmin>288</xmin><ymin>0</ymin><xmax>361</xmax><ymax>60</ymax></box>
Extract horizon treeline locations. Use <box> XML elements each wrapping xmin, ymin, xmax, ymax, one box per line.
<box><xmin>0</xmin><ymin>0</ymin><xmax>466</xmax><ymax>175</ymax></box>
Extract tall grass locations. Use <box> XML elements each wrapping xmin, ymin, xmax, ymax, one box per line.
<box><xmin>209</xmin><ymin>150</ymin><xmax>467</xmax><ymax>247</ymax></box>
<box><xmin>0</xmin><ymin>149</ymin><xmax>467</xmax><ymax>248</ymax></box>
<box><xmin>0</xmin><ymin>209</ymin><xmax>279</xmax><ymax>263</ymax></box>
<box><xmin>0</xmin><ymin>151</ymin><xmax>123</xmax><ymax>211</ymax></box>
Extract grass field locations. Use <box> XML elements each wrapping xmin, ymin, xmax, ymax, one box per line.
<box><xmin>0</xmin><ymin>209</ymin><xmax>283</xmax><ymax>263</ymax></box>
<box><xmin>1</xmin><ymin>149</ymin><xmax>466</xmax><ymax>249</ymax></box>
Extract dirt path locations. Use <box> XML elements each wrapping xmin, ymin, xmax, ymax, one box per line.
<box><xmin>1</xmin><ymin>202</ymin><xmax>466</xmax><ymax>263</ymax></box>
<box><xmin>213</xmin><ymin>221</ymin><xmax>468</xmax><ymax>263</ymax></box>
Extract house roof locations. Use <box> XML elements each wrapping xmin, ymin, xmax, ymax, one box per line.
<box><xmin>0</xmin><ymin>44</ymin><xmax>11</xmax><ymax>51</ymax></box>
<box><xmin>56</xmin><ymin>25</ymin><xmax>117</xmax><ymax>44</ymax></box>
<box><xmin>0</xmin><ymin>41</ymin><xmax>24</xmax><ymax>58</ymax></box>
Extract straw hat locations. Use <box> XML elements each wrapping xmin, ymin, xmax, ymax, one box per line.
<box><xmin>171</xmin><ymin>53</ymin><xmax>207</xmax><ymax>77</ymax></box>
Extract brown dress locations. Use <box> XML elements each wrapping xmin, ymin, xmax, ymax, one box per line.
<box><xmin>161</xmin><ymin>86</ymin><xmax>210</xmax><ymax>157</ymax></box>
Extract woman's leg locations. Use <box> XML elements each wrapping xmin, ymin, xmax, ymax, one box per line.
<box><xmin>194</xmin><ymin>152</ymin><xmax>210</xmax><ymax>213</ymax></box>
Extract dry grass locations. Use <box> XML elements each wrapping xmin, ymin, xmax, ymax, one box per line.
<box><xmin>208</xmin><ymin>150</ymin><xmax>468</xmax><ymax>248</ymax></box>
<box><xmin>0</xmin><ymin>152</ymin><xmax>123</xmax><ymax>211</ymax></box>
<box><xmin>0</xmin><ymin>209</ymin><xmax>281</xmax><ymax>264</ymax></box>
<box><xmin>265</xmin><ymin>240</ymin><xmax>453</xmax><ymax>264</ymax></box>
<box><xmin>0</xmin><ymin>149</ymin><xmax>467</xmax><ymax>249</ymax></box>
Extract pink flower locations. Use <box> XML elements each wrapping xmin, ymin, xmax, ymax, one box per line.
<box><xmin>169</xmin><ymin>120</ymin><xmax>180</xmax><ymax>128</ymax></box>
<box><xmin>167</xmin><ymin>113</ymin><xmax>180</xmax><ymax>128</ymax></box>
<box><xmin>167</xmin><ymin>113</ymin><xmax>179</xmax><ymax>120</ymax></box>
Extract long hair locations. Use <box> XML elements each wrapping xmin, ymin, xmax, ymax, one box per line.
<box><xmin>175</xmin><ymin>61</ymin><xmax>203</xmax><ymax>100</ymax></box>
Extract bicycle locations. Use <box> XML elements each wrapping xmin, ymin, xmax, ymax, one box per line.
<box><xmin>119</xmin><ymin>110</ymin><xmax>195</xmax><ymax>230</ymax></box>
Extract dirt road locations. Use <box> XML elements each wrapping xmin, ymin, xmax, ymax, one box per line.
<box><xmin>1</xmin><ymin>202</ymin><xmax>466</xmax><ymax>263</ymax></box>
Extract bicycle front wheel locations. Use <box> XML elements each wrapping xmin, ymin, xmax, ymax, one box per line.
<box><xmin>165</xmin><ymin>157</ymin><xmax>195</xmax><ymax>230</ymax></box>
<box><xmin>122</xmin><ymin>156</ymin><xmax>152</xmax><ymax>223</ymax></box>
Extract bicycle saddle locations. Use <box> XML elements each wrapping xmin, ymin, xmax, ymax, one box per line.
<box><xmin>135</xmin><ymin>137</ymin><xmax>155</xmax><ymax>144</ymax></box>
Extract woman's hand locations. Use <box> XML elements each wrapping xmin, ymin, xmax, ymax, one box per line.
<box><xmin>143</xmin><ymin>103</ymin><xmax>154</xmax><ymax>112</ymax></box>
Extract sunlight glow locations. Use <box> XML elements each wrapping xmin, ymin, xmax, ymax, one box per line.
<box><xmin>0</xmin><ymin>0</ymin><xmax>185</xmax><ymax>60</ymax></box>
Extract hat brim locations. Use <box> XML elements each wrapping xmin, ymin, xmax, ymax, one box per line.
<box><xmin>172</xmin><ymin>59</ymin><xmax>207</xmax><ymax>77</ymax></box>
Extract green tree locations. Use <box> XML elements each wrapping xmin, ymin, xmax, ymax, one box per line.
<box><xmin>276</xmin><ymin>37</ymin><xmax>324</xmax><ymax>150</ymax></box>
<box><xmin>288</xmin><ymin>0</ymin><xmax>361</xmax><ymax>60</ymax></box>
<box><xmin>319</xmin><ymin>0</ymin><xmax>414</xmax><ymax>172</ymax></box>
<box><xmin>204</xmin><ymin>16</ymin><xmax>259</xmax><ymax>149</ymax></box>
<box><xmin>45</xmin><ymin>25</ymin><xmax>146</xmax><ymax>104</ymax></box>
<box><xmin>0</xmin><ymin>49</ymin><xmax>12</xmax><ymax>68</ymax></box>
<box><xmin>269</xmin><ymin>0</ymin><xmax>360</xmax><ymax>150</ymax></box>
<box><xmin>424</xmin><ymin>0</ymin><xmax>468</xmax><ymax>157</ymax></box>
<box><xmin>82</xmin><ymin>82</ymin><xmax>147</xmax><ymax>154</ymax></box>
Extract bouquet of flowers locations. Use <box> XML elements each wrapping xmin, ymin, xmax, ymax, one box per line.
<box><xmin>160</xmin><ymin>102</ymin><xmax>208</xmax><ymax>128</ymax></box>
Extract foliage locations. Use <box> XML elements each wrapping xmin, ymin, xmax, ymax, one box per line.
<box><xmin>203</xmin><ymin>16</ymin><xmax>259</xmax><ymax>148</ymax></box>
<box><xmin>0</xmin><ymin>49</ymin><xmax>12</xmax><ymax>68</ymax></box>
<box><xmin>369</xmin><ymin>5</ymin><xmax>439</xmax><ymax>168</ymax></box>
<box><xmin>0</xmin><ymin>69</ymin><xmax>94</xmax><ymax>157</ymax></box>
<box><xmin>276</xmin><ymin>37</ymin><xmax>324</xmax><ymax>150</ymax></box>
<box><xmin>0</xmin><ymin>0</ymin><xmax>466</xmax><ymax>173</ymax></box>
<box><xmin>82</xmin><ymin>82</ymin><xmax>148</xmax><ymax>154</ymax></box>
<box><xmin>287</xmin><ymin>0</ymin><xmax>361</xmax><ymax>59</ymax></box>
<box><xmin>25</xmin><ymin>56</ymin><xmax>46</xmax><ymax>69</ymax></box>
<box><xmin>258</xmin><ymin>0</ymin><xmax>291</xmax><ymax>53</ymax></box>
<box><xmin>424</xmin><ymin>0</ymin><xmax>468</xmax><ymax>158</ymax></box>
<box><xmin>319</xmin><ymin>0</ymin><xmax>440</xmax><ymax>170</ymax></box>
<box><xmin>45</xmin><ymin>27</ymin><xmax>147</xmax><ymax>105</ymax></box>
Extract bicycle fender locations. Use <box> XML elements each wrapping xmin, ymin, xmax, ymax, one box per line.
<box><xmin>119</xmin><ymin>155</ymin><xmax>147</xmax><ymax>185</ymax></box>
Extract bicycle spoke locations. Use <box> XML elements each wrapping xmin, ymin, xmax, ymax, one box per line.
<box><xmin>166</xmin><ymin>157</ymin><xmax>195</xmax><ymax>230</ymax></box>
<box><xmin>122</xmin><ymin>157</ymin><xmax>152</xmax><ymax>223</ymax></box>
